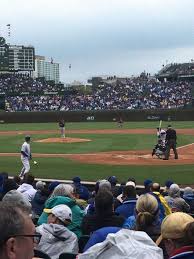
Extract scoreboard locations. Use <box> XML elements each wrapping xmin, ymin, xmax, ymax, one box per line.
<box><xmin>0</xmin><ymin>37</ymin><xmax>35</xmax><ymax>72</ymax></box>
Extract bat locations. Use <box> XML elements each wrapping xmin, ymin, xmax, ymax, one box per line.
<box><xmin>159</xmin><ymin>120</ymin><xmax>162</xmax><ymax>131</ymax></box>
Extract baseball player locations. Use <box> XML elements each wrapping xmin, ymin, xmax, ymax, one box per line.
<box><xmin>152</xmin><ymin>128</ymin><xmax>166</xmax><ymax>157</ymax></box>
<box><xmin>59</xmin><ymin>119</ymin><xmax>65</xmax><ymax>138</ymax></box>
<box><xmin>117</xmin><ymin>117</ymin><xmax>123</xmax><ymax>128</ymax></box>
<box><xmin>19</xmin><ymin>135</ymin><xmax>32</xmax><ymax>178</ymax></box>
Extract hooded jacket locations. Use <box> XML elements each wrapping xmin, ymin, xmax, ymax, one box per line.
<box><xmin>165</xmin><ymin>185</ymin><xmax>190</xmax><ymax>213</ymax></box>
<box><xmin>31</xmin><ymin>190</ymin><xmax>48</xmax><ymax>216</ymax></box>
<box><xmin>17</xmin><ymin>183</ymin><xmax>37</xmax><ymax>202</ymax></box>
<box><xmin>37</xmin><ymin>196</ymin><xmax>85</xmax><ymax>237</ymax></box>
<box><xmin>36</xmin><ymin>223</ymin><xmax>78</xmax><ymax>259</ymax></box>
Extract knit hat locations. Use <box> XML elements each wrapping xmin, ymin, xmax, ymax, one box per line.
<box><xmin>161</xmin><ymin>212</ymin><xmax>194</xmax><ymax>240</ymax></box>
<box><xmin>44</xmin><ymin>204</ymin><xmax>72</xmax><ymax>223</ymax></box>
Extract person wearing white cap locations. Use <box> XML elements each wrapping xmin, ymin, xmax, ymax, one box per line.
<box><xmin>36</xmin><ymin>204</ymin><xmax>78</xmax><ymax>259</ymax></box>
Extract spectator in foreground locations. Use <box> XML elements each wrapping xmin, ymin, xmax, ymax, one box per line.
<box><xmin>2</xmin><ymin>190</ymin><xmax>32</xmax><ymax>214</ymax></box>
<box><xmin>157</xmin><ymin>212</ymin><xmax>194</xmax><ymax>259</ymax></box>
<box><xmin>0</xmin><ymin>203</ymin><xmax>36</xmax><ymax>259</ymax></box>
<box><xmin>83</xmin><ymin>226</ymin><xmax>121</xmax><ymax>252</ymax></box>
<box><xmin>123</xmin><ymin>193</ymin><xmax>161</xmax><ymax>242</ymax></box>
<box><xmin>81</xmin><ymin>190</ymin><xmax>125</xmax><ymax>235</ymax></box>
<box><xmin>36</xmin><ymin>204</ymin><xmax>78</xmax><ymax>259</ymax></box>
<box><xmin>79</xmin><ymin>228</ymin><xmax>163</xmax><ymax>259</ymax></box>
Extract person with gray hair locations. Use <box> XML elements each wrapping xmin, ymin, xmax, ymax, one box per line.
<box><xmin>36</xmin><ymin>180</ymin><xmax>46</xmax><ymax>191</ymax></box>
<box><xmin>50</xmin><ymin>183</ymin><xmax>75</xmax><ymax>199</ymax></box>
<box><xmin>2</xmin><ymin>190</ymin><xmax>32</xmax><ymax>214</ymax></box>
<box><xmin>183</xmin><ymin>187</ymin><xmax>194</xmax><ymax>213</ymax></box>
<box><xmin>165</xmin><ymin>183</ymin><xmax>190</xmax><ymax>212</ymax></box>
<box><xmin>0</xmin><ymin>202</ymin><xmax>38</xmax><ymax>259</ymax></box>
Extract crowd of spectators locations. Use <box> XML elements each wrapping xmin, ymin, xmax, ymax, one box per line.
<box><xmin>1</xmin><ymin>172</ymin><xmax>194</xmax><ymax>258</ymax></box>
<box><xmin>159</xmin><ymin>62</ymin><xmax>194</xmax><ymax>77</ymax></box>
<box><xmin>0</xmin><ymin>73</ymin><xmax>193</xmax><ymax>111</ymax></box>
<box><xmin>0</xmin><ymin>73</ymin><xmax>63</xmax><ymax>93</ymax></box>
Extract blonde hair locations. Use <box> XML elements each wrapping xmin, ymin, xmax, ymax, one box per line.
<box><xmin>135</xmin><ymin>193</ymin><xmax>158</xmax><ymax>230</ymax></box>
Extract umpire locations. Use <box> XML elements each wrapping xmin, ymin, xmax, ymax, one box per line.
<box><xmin>163</xmin><ymin>125</ymin><xmax>178</xmax><ymax>160</ymax></box>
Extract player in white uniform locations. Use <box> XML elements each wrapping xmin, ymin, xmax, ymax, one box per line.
<box><xmin>19</xmin><ymin>135</ymin><xmax>31</xmax><ymax>178</ymax></box>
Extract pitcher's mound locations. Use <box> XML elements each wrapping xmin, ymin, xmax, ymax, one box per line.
<box><xmin>35</xmin><ymin>137</ymin><xmax>91</xmax><ymax>143</ymax></box>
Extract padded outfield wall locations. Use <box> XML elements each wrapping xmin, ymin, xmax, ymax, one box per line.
<box><xmin>0</xmin><ymin>108</ymin><xmax>194</xmax><ymax>123</ymax></box>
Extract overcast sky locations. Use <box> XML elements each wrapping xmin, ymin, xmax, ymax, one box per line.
<box><xmin>0</xmin><ymin>0</ymin><xmax>194</xmax><ymax>83</ymax></box>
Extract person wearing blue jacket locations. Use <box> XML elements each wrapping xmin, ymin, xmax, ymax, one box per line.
<box><xmin>115</xmin><ymin>185</ymin><xmax>137</xmax><ymax>219</ymax></box>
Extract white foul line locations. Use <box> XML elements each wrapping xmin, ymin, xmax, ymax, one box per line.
<box><xmin>177</xmin><ymin>143</ymin><xmax>194</xmax><ymax>150</ymax></box>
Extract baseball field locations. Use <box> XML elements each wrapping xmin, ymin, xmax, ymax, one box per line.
<box><xmin>0</xmin><ymin>121</ymin><xmax>194</xmax><ymax>185</ymax></box>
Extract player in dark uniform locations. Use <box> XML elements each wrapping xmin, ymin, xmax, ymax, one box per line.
<box><xmin>59</xmin><ymin>119</ymin><xmax>65</xmax><ymax>138</ymax></box>
<box><xmin>163</xmin><ymin>125</ymin><xmax>178</xmax><ymax>160</ymax></box>
<box><xmin>117</xmin><ymin>117</ymin><xmax>123</xmax><ymax>128</ymax></box>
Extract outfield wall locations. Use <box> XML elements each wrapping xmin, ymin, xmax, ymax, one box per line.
<box><xmin>0</xmin><ymin>109</ymin><xmax>194</xmax><ymax>123</ymax></box>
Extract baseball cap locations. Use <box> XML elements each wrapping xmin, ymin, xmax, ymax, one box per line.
<box><xmin>165</xmin><ymin>180</ymin><xmax>174</xmax><ymax>188</ymax></box>
<box><xmin>44</xmin><ymin>204</ymin><xmax>72</xmax><ymax>223</ymax></box>
<box><xmin>126</xmin><ymin>181</ymin><xmax>136</xmax><ymax>187</ymax></box>
<box><xmin>144</xmin><ymin>179</ymin><xmax>153</xmax><ymax>187</ymax></box>
<box><xmin>108</xmin><ymin>176</ymin><xmax>118</xmax><ymax>184</ymax></box>
<box><xmin>48</xmin><ymin>181</ymin><xmax>60</xmax><ymax>192</ymax></box>
<box><xmin>161</xmin><ymin>212</ymin><xmax>194</xmax><ymax>240</ymax></box>
<box><xmin>72</xmin><ymin>176</ymin><xmax>81</xmax><ymax>183</ymax></box>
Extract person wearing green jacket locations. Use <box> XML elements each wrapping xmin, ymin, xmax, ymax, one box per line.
<box><xmin>38</xmin><ymin>184</ymin><xmax>85</xmax><ymax>238</ymax></box>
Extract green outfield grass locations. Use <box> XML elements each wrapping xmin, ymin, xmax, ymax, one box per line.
<box><xmin>0</xmin><ymin>121</ymin><xmax>194</xmax><ymax>185</ymax></box>
<box><xmin>0</xmin><ymin>121</ymin><xmax>193</xmax><ymax>131</ymax></box>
